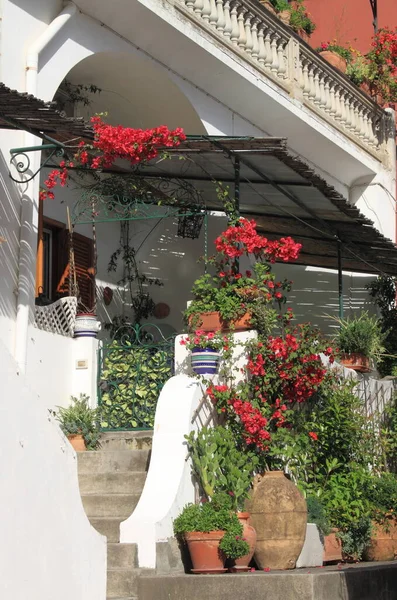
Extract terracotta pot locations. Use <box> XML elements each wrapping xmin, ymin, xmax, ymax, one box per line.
<box><xmin>323</xmin><ymin>529</ymin><xmax>342</xmax><ymax>563</ymax></box>
<box><xmin>364</xmin><ymin>522</ymin><xmax>397</xmax><ymax>562</ymax></box>
<box><xmin>278</xmin><ymin>9</ymin><xmax>291</xmax><ymax>25</ymax></box>
<box><xmin>360</xmin><ymin>82</ymin><xmax>371</xmax><ymax>96</ymax></box>
<box><xmin>67</xmin><ymin>434</ymin><xmax>86</xmax><ymax>452</ymax></box>
<box><xmin>319</xmin><ymin>51</ymin><xmax>347</xmax><ymax>73</ymax></box>
<box><xmin>297</xmin><ymin>29</ymin><xmax>310</xmax><ymax>43</ymax></box>
<box><xmin>229</xmin><ymin>512</ymin><xmax>257</xmax><ymax>572</ymax></box>
<box><xmin>340</xmin><ymin>353</ymin><xmax>370</xmax><ymax>373</ymax></box>
<box><xmin>191</xmin><ymin>311</ymin><xmax>252</xmax><ymax>332</ymax></box>
<box><xmin>185</xmin><ymin>531</ymin><xmax>226</xmax><ymax>573</ymax></box>
<box><xmin>259</xmin><ymin>0</ymin><xmax>277</xmax><ymax>15</ymax></box>
<box><xmin>245</xmin><ymin>471</ymin><xmax>307</xmax><ymax>570</ymax></box>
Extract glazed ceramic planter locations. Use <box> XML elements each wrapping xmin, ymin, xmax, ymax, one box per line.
<box><xmin>67</xmin><ymin>434</ymin><xmax>86</xmax><ymax>452</ymax></box>
<box><xmin>229</xmin><ymin>512</ymin><xmax>257</xmax><ymax>572</ymax></box>
<box><xmin>319</xmin><ymin>51</ymin><xmax>347</xmax><ymax>73</ymax></box>
<box><xmin>246</xmin><ymin>471</ymin><xmax>307</xmax><ymax>570</ymax></box>
<box><xmin>191</xmin><ymin>348</ymin><xmax>220</xmax><ymax>375</ymax></box>
<box><xmin>184</xmin><ymin>531</ymin><xmax>226</xmax><ymax>573</ymax></box>
<box><xmin>191</xmin><ymin>311</ymin><xmax>252</xmax><ymax>332</ymax></box>
<box><xmin>74</xmin><ymin>313</ymin><xmax>102</xmax><ymax>339</ymax></box>
<box><xmin>340</xmin><ymin>353</ymin><xmax>370</xmax><ymax>373</ymax></box>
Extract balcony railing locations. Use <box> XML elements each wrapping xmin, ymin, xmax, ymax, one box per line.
<box><xmin>176</xmin><ymin>0</ymin><xmax>389</xmax><ymax>160</ymax></box>
<box><xmin>34</xmin><ymin>296</ymin><xmax>77</xmax><ymax>337</ymax></box>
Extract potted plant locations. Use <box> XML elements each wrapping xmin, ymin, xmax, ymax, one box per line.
<box><xmin>317</xmin><ymin>41</ymin><xmax>352</xmax><ymax>73</ymax></box>
<box><xmin>180</xmin><ymin>330</ymin><xmax>230</xmax><ymax>376</ymax></box>
<box><xmin>334</xmin><ymin>311</ymin><xmax>386</xmax><ymax>372</ymax></box>
<box><xmin>184</xmin><ymin>218</ymin><xmax>300</xmax><ymax>332</ymax></box>
<box><xmin>185</xmin><ymin>426</ymin><xmax>259</xmax><ymax>571</ymax></box>
<box><xmin>54</xmin><ymin>394</ymin><xmax>101</xmax><ymax>451</ymax></box>
<box><xmin>363</xmin><ymin>473</ymin><xmax>397</xmax><ymax>562</ymax></box>
<box><xmin>289</xmin><ymin>0</ymin><xmax>316</xmax><ymax>41</ymax></box>
<box><xmin>173</xmin><ymin>493</ymin><xmax>250</xmax><ymax>573</ymax></box>
<box><xmin>365</xmin><ymin>27</ymin><xmax>397</xmax><ymax>105</ymax></box>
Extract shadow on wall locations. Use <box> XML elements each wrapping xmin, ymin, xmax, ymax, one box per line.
<box><xmin>0</xmin><ymin>151</ymin><xmax>23</xmax><ymax>347</ymax></box>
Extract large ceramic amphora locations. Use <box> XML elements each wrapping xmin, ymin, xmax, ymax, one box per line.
<box><xmin>246</xmin><ymin>471</ymin><xmax>307</xmax><ymax>570</ymax></box>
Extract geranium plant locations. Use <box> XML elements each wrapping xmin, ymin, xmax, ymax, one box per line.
<box><xmin>180</xmin><ymin>330</ymin><xmax>230</xmax><ymax>353</ymax></box>
<box><xmin>366</xmin><ymin>27</ymin><xmax>397</xmax><ymax>102</ymax></box>
<box><xmin>317</xmin><ymin>41</ymin><xmax>353</xmax><ymax>63</ymax></box>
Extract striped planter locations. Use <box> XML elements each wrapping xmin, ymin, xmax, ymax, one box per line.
<box><xmin>74</xmin><ymin>314</ymin><xmax>102</xmax><ymax>339</ymax></box>
<box><xmin>191</xmin><ymin>347</ymin><xmax>220</xmax><ymax>375</ymax></box>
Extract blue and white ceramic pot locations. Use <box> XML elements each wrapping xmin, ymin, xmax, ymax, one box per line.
<box><xmin>191</xmin><ymin>347</ymin><xmax>220</xmax><ymax>375</ymax></box>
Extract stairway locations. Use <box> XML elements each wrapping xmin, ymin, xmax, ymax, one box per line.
<box><xmin>77</xmin><ymin>432</ymin><xmax>153</xmax><ymax>600</ymax></box>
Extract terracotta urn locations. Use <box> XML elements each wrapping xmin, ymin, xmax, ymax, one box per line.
<box><xmin>340</xmin><ymin>353</ymin><xmax>370</xmax><ymax>373</ymax></box>
<box><xmin>185</xmin><ymin>531</ymin><xmax>227</xmax><ymax>573</ymax></box>
<box><xmin>245</xmin><ymin>471</ymin><xmax>307</xmax><ymax>570</ymax></box>
<box><xmin>319</xmin><ymin>50</ymin><xmax>347</xmax><ymax>73</ymax></box>
<box><xmin>323</xmin><ymin>529</ymin><xmax>342</xmax><ymax>563</ymax></box>
<box><xmin>190</xmin><ymin>311</ymin><xmax>252</xmax><ymax>332</ymax></box>
<box><xmin>67</xmin><ymin>434</ymin><xmax>86</xmax><ymax>452</ymax></box>
<box><xmin>229</xmin><ymin>512</ymin><xmax>257</xmax><ymax>572</ymax></box>
<box><xmin>364</xmin><ymin>521</ymin><xmax>397</xmax><ymax>562</ymax></box>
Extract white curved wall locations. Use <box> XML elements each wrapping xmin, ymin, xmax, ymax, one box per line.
<box><xmin>0</xmin><ymin>339</ymin><xmax>107</xmax><ymax>600</ymax></box>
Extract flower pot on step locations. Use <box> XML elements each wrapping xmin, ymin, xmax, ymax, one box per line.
<box><xmin>191</xmin><ymin>347</ymin><xmax>220</xmax><ymax>375</ymax></box>
<box><xmin>185</xmin><ymin>531</ymin><xmax>227</xmax><ymax>573</ymax></box>
<box><xmin>67</xmin><ymin>434</ymin><xmax>86</xmax><ymax>451</ymax></box>
<box><xmin>229</xmin><ymin>512</ymin><xmax>257</xmax><ymax>572</ymax></box>
<box><xmin>319</xmin><ymin>51</ymin><xmax>347</xmax><ymax>73</ymax></box>
<box><xmin>340</xmin><ymin>353</ymin><xmax>370</xmax><ymax>373</ymax></box>
<box><xmin>245</xmin><ymin>471</ymin><xmax>307</xmax><ymax>570</ymax></box>
<box><xmin>323</xmin><ymin>529</ymin><xmax>342</xmax><ymax>563</ymax></box>
<box><xmin>191</xmin><ymin>311</ymin><xmax>252</xmax><ymax>332</ymax></box>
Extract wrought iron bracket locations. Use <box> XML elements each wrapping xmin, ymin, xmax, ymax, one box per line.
<box><xmin>9</xmin><ymin>142</ymin><xmax>65</xmax><ymax>184</ymax></box>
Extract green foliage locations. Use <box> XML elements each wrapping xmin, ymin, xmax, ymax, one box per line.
<box><xmin>381</xmin><ymin>397</ymin><xmax>397</xmax><ymax>472</ymax></box>
<box><xmin>289</xmin><ymin>0</ymin><xmax>316</xmax><ymax>35</ymax></box>
<box><xmin>337</xmin><ymin>517</ymin><xmax>373</xmax><ymax>561</ymax></box>
<box><xmin>367</xmin><ymin>276</ymin><xmax>397</xmax><ymax>376</ymax></box>
<box><xmin>335</xmin><ymin>311</ymin><xmax>386</xmax><ymax>361</ymax></box>
<box><xmin>364</xmin><ymin>472</ymin><xmax>397</xmax><ymax>523</ymax></box>
<box><xmin>99</xmin><ymin>342</ymin><xmax>172</xmax><ymax>429</ymax></box>
<box><xmin>317</xmin><ymin>43</ymin><xmax>352</xmax><ymax>63</ymax></box>
<box><xmin>306</xmin><ymin>496</ymin><xmax>330</xmax><ymax>536</ymax></box>
<box><xmin>185</xmin><ymin>426</ymin><xmax>259</xmax><ymax>510</ymax></box>
<box><xmin>54</xmin><ymin>394</ymin><xmax>101</xmax><ymax>450</ymax></box>
<box><xmin>346</xmin><ymin>54</ymin><xmax>371</xmax><ymax>85</ymax></box>
<box><xmin>173</xmin><ymin>493</ymin><xmax>249</xmax><ymax>559</ymax></box>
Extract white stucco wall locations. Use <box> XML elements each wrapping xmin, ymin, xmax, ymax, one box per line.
<box><xmin>0</xmin><ymin>339</ymin><xmax>107</xmax><ymax>600</ymax></box>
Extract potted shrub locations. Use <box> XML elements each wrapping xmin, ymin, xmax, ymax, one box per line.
<box><xmin>173</xmin><ymin>493</ymin><xmax>250</xmax><ymax>573</ymax></box>
<box><xmin>363</xmin><ymin>473</ymin><xmax>397</xmax><ymax>562</ymax></box>
<box><xmin>289</xmin><ymin>0</ymin><xmax>316</xmax><ymax>41</ymax></box>
<box><xmin>317</xmin><ymin>41</ymin><xmax>352</xmax><ymax>74</ymax></box>
<box><xmin>54</xmin><ymin>394</ymin><xmax>101</xmax><ymax>451</ymax></box>
<box><xmin>185</xmin><ymin>426</ymin><xmax>259</xmax><ymax>571</ymax></box>
<box><xmin>335</xmin><ymin>311</ymin><xmax>386</xmax><ymax>372</ymax></box>
<box><xmin>180</xmin><ymin>330</ymin><xmax>231</xmax><ymax>376</ymax></box>
<box><xmin>184</xmin><ymin>218</ymin><xmax>300</xmax><ymax>333</ymax></box>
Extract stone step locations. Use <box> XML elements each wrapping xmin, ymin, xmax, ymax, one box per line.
<box><xmin>82</xmin><ymin>493</ymin><xmax>141</xmax><ymax>518</ymax></box>
<box><xmin>89</xmin><ymin>517</ymin><xmax>122</xmax><ymax>542</ymax></box>
<box><xmin>100</xmin><ymin>431</ymin><xmax>153</xmax><ymax>451</ymax></box>
<box><xmin>79</xmin><ymin>471</ymin><xmax>147</xmax><ymax>495</ymax></box>
<box><xmin>77</xmin><ymin>450</ymin><xmax>150</xmax><ymax>474</ymax></box>
<box><xmin>107</xmin><ymin>543</ymin><xmax>138</xmax><ymax>570</ymax></box>
<box><xmin>106</xmin><ymin>569</ymin><xmax>141</xmax><ymax>598</ymax></box>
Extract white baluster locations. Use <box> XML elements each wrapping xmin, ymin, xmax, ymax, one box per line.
<box><xmin>230</xmin><ymin>2</ymin><xmax>239</xmax><ymax>46</ymax></box>
<box><xmin>209</xmin><ymin>0</ymin><xmax>218</xmax><ymax>26</ymax></box>
<box><xmin>318</xmin><ymin>72</ymin><xmax>326</xmax><ymax>109</ymax></box>
<box><xmin>223</xmin><ymin>0</ymin><xmax>232</xmax><ymax>37</ymax></box>
<box><xmin>329</xmin><ymin>82</ymin><xmax>336</xmax><ymax>117</ymax></box>
<box><xmin>277</xmin><ymin>38</ymin><xmax>287</xmax><ymax>79</ymax></box>
<box><xmin>302</xmin><ymin>59</ymin><xmax>310</xmax><ymax>98</ymax></box>
<box><xmin>334</xmin><ymin>86</ymin><xmax>343</xmax><ymax>122</ymax></box>
<box><xmin>264</xmin><ymin>28</ymin><xmax>272</xmax><ymax>70</ymax></box>
<box><xmin>186</xmin><ymin>0</ymin><xmax>195</xmax><ymax>11</ymax></box>
<box><xmin>244</xmin><ymin>13</ymin><xmax>254</xmax><ymax>56</ymax></box>
<box><xmin>194</xmin><ymin>0</ymin><xmax>204</xmax><ymax>17</ymax></box>
<box><xmin>313</xmin><ymin>68</ymin><xmax>321</xmax><ymax>107</ymax></box>
<box><xmin>324</xmin><ymin>77</ymin><xmax>332</xmax><ymax>113</ymax></box>
<box><xmin>237</xmin><ymin>7</ymin><xmax>247</xmax><ymax>50</ymax></box>
<box><xmin>357</xmin><ymin>107</ymin><xmax>366</xmax><ymax>140</ymax></box>
<box><xmin>257</xmin><ymin>26</ymin><xmax>266</xmax><ymax>65</ymax></box>
<box><xmin>270</xmin><ymin>33</ymin><xmax>279</xmax><ymax>74</ymax></box>
<box><xmin>339</xmin><ymin>91</ymin><xmax>348</xmax><ymax>128</ymax></box>
<box><xmin>216</xmin><ymin>0</ymin><xmax>226</xmax><ymax>32</ymax></box>
<box><xmin>251</xmin><ymin>18</ymin><xmax>259</xmax><ymax>61</ymax></box>
<box><xmin>308</xmin><ymin>63</ymin><xmax>316</xmax><ymax>103</ymax></box>
<box><xmin>202</xmin><ymin>0</ymin><xmax>211</xmax><ymax>22</ymax></box>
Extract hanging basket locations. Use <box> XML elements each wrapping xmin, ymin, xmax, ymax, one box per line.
<box><xmin>177</xmin><ymin>211</ymin><xmax>205</xmax><ymax>239</ymax></box>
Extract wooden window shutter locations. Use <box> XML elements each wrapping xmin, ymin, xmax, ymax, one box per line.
<box><xmin>56</xmin><ymin>230</ymin><xmax>95</xmax><ymax>311</ymax></box>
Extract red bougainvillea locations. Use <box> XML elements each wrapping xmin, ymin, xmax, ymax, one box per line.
<box><xmin>39</xmin><ymin>116</ymin><xmax>186</xmax><ymax>200</ymax></box>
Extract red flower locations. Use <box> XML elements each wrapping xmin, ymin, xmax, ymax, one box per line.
<box><xmin>308</xmin><ymin>432</ymin><xmax>318</xmax><ymax>441</ymax></box>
